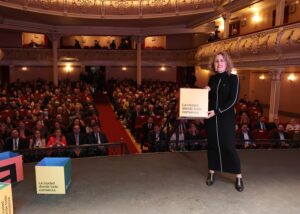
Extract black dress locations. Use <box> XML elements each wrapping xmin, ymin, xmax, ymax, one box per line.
<box><xmin>205</xmin><ymin>72</ymin><xmax>241</xmax><ymax>174</ymax></box>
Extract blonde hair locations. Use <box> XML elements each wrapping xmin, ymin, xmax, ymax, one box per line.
<box><xmin>210</xmin><ymin>51</ymin><xmax>234</xmax><ymax>74</ymax></box>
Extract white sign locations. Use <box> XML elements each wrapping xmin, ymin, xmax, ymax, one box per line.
<box><xmin>179</xmin><ymin>88</ymin><xmax>208</xmax><ymax>118</ymax></box>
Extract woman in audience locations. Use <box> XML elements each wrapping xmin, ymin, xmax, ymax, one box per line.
<box><xmin>47</xmin><ymin>128</ymin><xmax>67</xmax><ymax>147</ymax></box>
<box><xmin>29</xmin><ymin>130</ymin><xmax>46</xmax><ymax>149</ymax></box>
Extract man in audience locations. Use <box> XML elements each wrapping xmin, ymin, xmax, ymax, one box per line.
<box><xmin>253</xmin><ymin>116</ymin><xmax>269</xmax><ymax>131</ymax></box>
<box><xmin>148</xmin><ymin>124</ymin><xmax>167</xmax><ymax>152</ymax></box>
<box><xmin>88</xmin><ymin>124</ymin><xmax>108</xmax><ymax>155</ymax></box>
<box><xmin>271</xmin><ymin>124</ymin><xmax>289</xmax><ymax>148</ymax></box>
<box><xmin>141</xmin><ymin>117</ymin><xmax>155</xmax><ymax>149</ymax></box>
<box><xmin>67</xmin><ymin>124</ymin><xmax>88</xmax><ymax>157</ymax></box>
<box><xmin>4</xmin><ymin>129</ymin><xmax>29</xmax><ymax>151</ymax></box>
<box><xmin>239</xmin><ymin>123</ymin><xmax>256</xmax><ymax>149</ymax></box>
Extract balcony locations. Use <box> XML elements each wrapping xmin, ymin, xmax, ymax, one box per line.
<box><xmin>195</xmin><ymin>22</ymin><xmax>300</xmax><ymax>69</ymax></box>
<box><xmin>0</xmin><ymin>48</ymin><xmax>196</xmax><ymax>66</ymax></box>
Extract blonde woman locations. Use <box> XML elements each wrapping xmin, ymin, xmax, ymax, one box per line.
<box><xmin>205</xmin><ymin>51</ymin><xmax>244</xmax><ymax>192</ymax></box>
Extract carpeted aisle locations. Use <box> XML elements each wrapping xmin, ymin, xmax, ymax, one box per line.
<box><xmin>95</xmin><ymin>93</ymin><xmax>140</xmax><ymax>154</ymax></box>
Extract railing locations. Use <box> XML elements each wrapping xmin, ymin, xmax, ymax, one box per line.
<box><xmin>0</xmin><ymin>48</ymin><xmax>196</xmax><ymax>66</ymax></box>
<box><xmin>13</xmin><ymin>142</ymin><xmax>128</xmax><ymax>163</ymax></box>
<box><xmin>195</xmin><ymin>21</ymin><xmax>300</xmax><ymax>68</ymax></box>
<box><xmin>148</xmin><ymin>139</ymin><xmax>300</xmax><ymax>153</ymax></box>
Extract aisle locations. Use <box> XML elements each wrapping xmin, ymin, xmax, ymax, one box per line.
<box><xmin>95</xmin><ymin>93</ymin><xmax>140</xmax><ymax>154</ymax></box>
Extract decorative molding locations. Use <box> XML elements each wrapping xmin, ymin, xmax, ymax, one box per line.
<box><xmin>0</xmin><ymin>0</ymin><xmax>221</xmax><ymax>19</ymax></box>
<box><xmin>195</xmin><ymin>22</ymin><xmax>300</xmax><ymax>69</ymax></box>
<box><xmin>0</xmin><ymin>48</ymin><xmax>196</xmax><ymax>66</ymax></box>
<box><xmin>0</xmin><ymin>18</ymin><xmax>214</xmax><ymax>36</ymax></box>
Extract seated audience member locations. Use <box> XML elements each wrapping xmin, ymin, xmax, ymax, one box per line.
<box><xmin>4</xmin><ymin>116</ymin><xmax>14</xmax><ymax>134</ymax></box>
<box><xmin>0</xmin><ymin>123</ymin><xmax>10</xmax><ymax>141</ymax></box>
<box><xmin>185</xmin><ymin>123</ymin><xmax>202</xmax><ymax>150</ymax></box>
<box><xmin>271</xmin><ymin>124</ymin><xmax>289</xmax><ymax>148</ymax></box>
<box><xmin>88</xmin><ymin>125</ymin><xmax>108</xmax><ymax>155</ymax></box>
<box><xmin>268</xmin><ymin>117</ymin><xmax>280</xmax><ymax>131</ymax></box>
<box><xmin>252</xmin><ymin>99</ymin><xmax>263</xmax><ymax>114</ymax></box>
<box><xmin>239</xmin><ymin>124</ymin><xmax>256</xmax><ymax>149</ymax></box>
<box><xmin>285</xmin><ymin>118</ymin><xmax>300</xmax><ymax>132</ymax></box>
<box><xmin>253</xmin><ymin>116</ymin><xmax>269</xmax><ymax>131</ymax></box>
<box><xmin>66</xmin><ymin>125</ymin><xmax>87</xmax><ymax>146</ymax></box>
<box><xmin>18</xmin><ymin>121</ymin><xmax>31</xmax><ymax>139</ymax></box>
<box><xmin>47</xmin><ymin>129</ymin><xmax>67</xmax><ymax>147</ymax></box>
<box><xmin>239</xmin><ymin>112</ymin><xmax>250</xmax><ymax>128</ymax></box>
<box><xmin>4</xmin><ymin>129</ymin><xmax>29</xmax><ymax>151</ymax></box>
<box><xmin>148</xmin><ymin>124</ymin><xmax>167</xmax><ymax>152</ymax></box>
<box><xmin>169</xmin><ymin>128</ymin><xmax>185</xmax><ymax>152</ymax></box>
<box><xmin>31</xmin><ymin>121</ymin><xmax>48</xmax><ymax>138</ymax></box>
<box><xmin>68</xmin><ymin>118</ymin><xmax>86</xmax><ymax>134</ymax></box>
<box><xmin>29</xmin><ymin>130</ymin><xmax>46</xmax><ymax>149</ymax></box>
<box><xmin>141</xmin><ymin>117</ymin><xmax>155</xmax><ymax>148</ymax></box>
<box><xmin>88</xmin><ymin>125</ymin><xmax>108</xmax><ymax>144</ymax></box>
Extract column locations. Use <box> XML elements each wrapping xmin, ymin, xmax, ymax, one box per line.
<box><xmin>222</xmin><ymin>13</ymin><xmax>231</xmax><ymax>39</ymax></box>
<box><xmin>48</xmin><ymin>34</ymin><xmax>61</xmax><ymax>86</ymax></box>
<box><xmin>275</xmin><ymin>0</ymin><xmax>285</xmax><ymax>26</ymax></box>
<box><xmin>269</xmin><ymin>68</ymin><xmax>284</xmax><ymax>122</ymax></box>
<box><xmin>135</xmin><ymin>36</ymin><xmax>143</xmax><ymax>86</ymax></box>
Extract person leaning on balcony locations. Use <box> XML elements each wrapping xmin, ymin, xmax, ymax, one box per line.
<box><xmin>204</xmin><ymin>51</ymin><xmax>244</xmax><ymax>192</ymax></box>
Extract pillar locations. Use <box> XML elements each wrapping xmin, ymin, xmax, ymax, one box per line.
<box><xmin>48</xmin><ymin>34</ymin><xmax>61</xmax><ymax>86</ymax></box>
<box><xmin>275</xmin><ymin>0</ymin><xmax>285</xmax><ymax>26</ymax></box>
<box><xmin>269</xmin><ymin>68</ymin><xmax>284</xmax><ymax>122</ymax></box>
<box><xmin>222</xmin><ymin>13</ymin><xmax>231</xmax><ymax>39</ymax></box>
<box><xmin>136</xmin><ymin>36</ymin><xmax>142</xmax><ymax>86</ymax></box>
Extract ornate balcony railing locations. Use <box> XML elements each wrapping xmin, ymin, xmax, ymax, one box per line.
<box><xmin>0</xmin><ymin>0</ymin><xmax>221</xmax><ymax>19</ymax></box>
<box><xmin>0</xmin><ymin>48</ymin><xmax>196</xmax><ymax>66</ymax></box>
<box><xmin>195</xmin><ymin>22</ymin><xmax>300</xmax><ymax>68</ymax></box>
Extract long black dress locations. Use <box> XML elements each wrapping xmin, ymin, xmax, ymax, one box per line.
<box><xmin>205</xmin><ymin>72</ymin><xmax>241</xmax><ymax>174</ymax></box>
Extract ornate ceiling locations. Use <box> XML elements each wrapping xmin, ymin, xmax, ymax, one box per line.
<box><xmin>0</xmin><ymin>0</ymin><xmax>222</xmax><ymax>19</ymax></box>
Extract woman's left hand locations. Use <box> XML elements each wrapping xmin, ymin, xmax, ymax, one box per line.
<box><xmin>207</xmin><ymin>110</ymin><xmax>216</xmax><ymax>118</ymax></box>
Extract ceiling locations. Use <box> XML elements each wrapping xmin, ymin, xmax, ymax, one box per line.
<box><xmin>0</xmin><ymin>0</ymin><xmax>268</xmax><ymax>35</ymax></box>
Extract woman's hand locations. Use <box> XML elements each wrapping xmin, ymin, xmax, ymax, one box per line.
<box><xmin>207</xmin><ymin>110</ymin><xmax>216</xmax><ymax>118</ymax></box>
<box><xmin>204</xmin><ymin>86</ymin><xmax>211</xmax><ymax>91</ymax></box>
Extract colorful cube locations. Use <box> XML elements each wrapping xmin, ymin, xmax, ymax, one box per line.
<box><xmin>0</xmin><ymin>152</ymin><xmax>24</xmax><ymax>184</ymax></box>
<box><xmin>0</xmin><ymin>182</ymin><xmax>14</xmax><ymax>214</ymax></box>
<box><xmin>35</xmin><ymin>157</ymin><xmax>72</xmax><ymax>194</ymax></box>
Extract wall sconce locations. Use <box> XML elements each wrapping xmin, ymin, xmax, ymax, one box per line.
<box><xmin>259</xmin><ymin>74</ymin><xmax>265</xmax><ymax>80</ymax></box>
<box><xmin>21</xmin><ymin>66</ymin><xmax>28</xmax><ymax>71</ymax></box>
<box><xmin>288</xmin><ymin>73</ymin><xmax>296</xmax><ymax>81</ymax></box>
<box><xmin>252</xmin><ymin>13</ymin><xmax>262</xmax><ymax>23</ymax></box>
<box><xmin>122</xmin><ymin>66</ymin><xmax>127</xmax><ymax>71</ymax></box>
<box><xmin>65</xmin><ymin>63</ymin><xmax>73</xmax><ymax>73</ymax></box>
<box><xmin>160</xmin><ymin>66</ymin><xmax>166</xmax><ymax>71</ymax></box>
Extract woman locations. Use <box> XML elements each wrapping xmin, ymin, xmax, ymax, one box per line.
<box><xmin>29</xmin><ymin>130</ymin><xmax>46</xmax><ymax>149</ymax></box>
<box><xmin>205</xmin><ymin>51</ymin><xmax>244</xmax><ymax>192</ymax></box>
<box><xmin>47</xmin><ymin>128</ymin><xmax>67</xmax><ymax>147</ymax></box>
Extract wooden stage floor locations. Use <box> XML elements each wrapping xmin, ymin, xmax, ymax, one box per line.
<box><xmin>12</xmin><ymin>150</ymin><xmax>300</xmax><ymax>214</ymax></box>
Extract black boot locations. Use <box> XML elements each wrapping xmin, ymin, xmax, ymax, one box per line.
<box><xmin>206</xmin><ymin>172</ymin><xmax>215</xmax><ymax>186</ymax></box>
<box><xmin>235</xmin><ymin>177</ymin><xmax>244</xmax><ymax>192</ymax></box>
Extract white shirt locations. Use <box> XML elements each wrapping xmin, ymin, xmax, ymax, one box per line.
<box><xmin>243</xmin><ymin>132</ymin><xmax>250</xmax><ymax>144</ymax></box>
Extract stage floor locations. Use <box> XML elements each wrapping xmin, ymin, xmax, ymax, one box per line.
<box><xmin>13</xmin><ymin>150</ymin><xmax>300</xmax><ymax>214</ymax></box>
